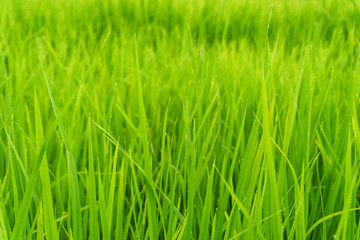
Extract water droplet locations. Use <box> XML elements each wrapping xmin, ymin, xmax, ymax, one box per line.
<box><xmin>32</xmin><ymin>73</ymin><xmax>35</xmax><ymax>76</ymax></box>
<box><xmin>270</xmin><ymin>3</ymin><xmax>273</xmax><ymax>7</ymax></box>
<box><xmin>80</xmin><ymin>84</ymin><xmax>83</xmax><ymax>87</ymax></box>
<box><xmin>165</xmin><ymin>132</ymin><xmax>167</xmax><ymax>136</ymax></box>
<box><xmin>115</xmin><ymin>82</ymin><xmax>118</xmax><ymax>86</ymax></box>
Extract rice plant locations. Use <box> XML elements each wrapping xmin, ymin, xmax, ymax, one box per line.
<box><xmin>1</xmin><ymin>0</ymin><xmax>360</xmax><ymax>239</ymax></box>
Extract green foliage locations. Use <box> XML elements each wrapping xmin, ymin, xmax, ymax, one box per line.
<box><xmin>0</xmin><ymin>0</ymin><xmax>360</xmax><ymax>239</ymax></box>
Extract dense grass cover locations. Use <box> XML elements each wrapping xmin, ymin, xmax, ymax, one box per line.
<box><xmin>1</xmin><ymin>0</ymin><xmax>360</xmax><ymax>239</ymax></box>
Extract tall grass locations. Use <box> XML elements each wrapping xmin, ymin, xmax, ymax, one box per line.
<box><xmin>1</xmin><ymin>0</ymin><xmax>360</xmax><ymax>239</ymax></box>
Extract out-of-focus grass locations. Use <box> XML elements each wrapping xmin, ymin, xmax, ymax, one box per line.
<box><xmin>1</xmin><ymin>0</ymin><xmax>360</xmax><ymax>239</ymax></box>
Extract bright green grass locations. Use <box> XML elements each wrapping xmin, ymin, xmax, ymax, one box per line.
<box><xmin>1</xmin><ymin>0</ymin><xmax>360</xmax><ymax>239</ymax></box>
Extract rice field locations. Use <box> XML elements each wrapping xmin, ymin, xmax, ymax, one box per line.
<box><xmin>1</xmin><ymin>0</ymin><xmax>360</xmax><ymax>239</ymax></box>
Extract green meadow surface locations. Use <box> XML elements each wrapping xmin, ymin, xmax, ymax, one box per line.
<box><xmin>1</xmin><ymin>0</ymin><xmax>360</xmax><ymax>239</ymax></box>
